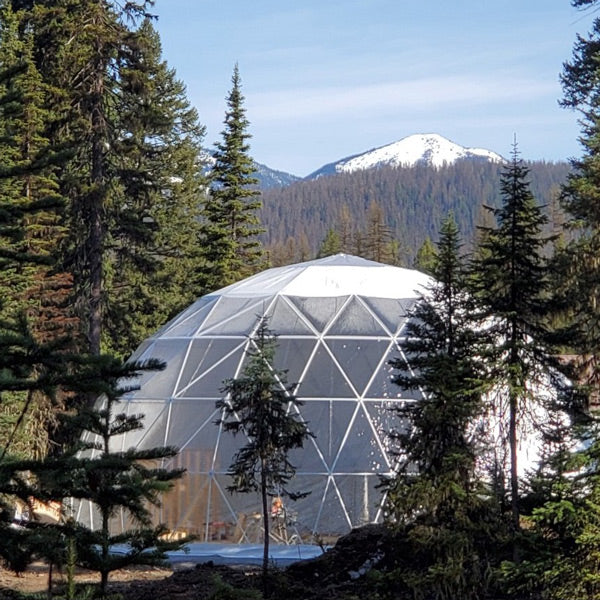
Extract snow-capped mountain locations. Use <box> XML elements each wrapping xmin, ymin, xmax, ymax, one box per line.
<box><xmin>200</xmin><ymin>150</ymin><xmax>300</xmax><ymax>189</ymax></box>
<box><xmin>307</xmin><ymin>133</ymin><xmax>504</xmax><ymax>179</ymax></box>
<box><xmin>253</xmin><ymin>161</ymin><xmax>301</xmax><ymax>188</ymax></box>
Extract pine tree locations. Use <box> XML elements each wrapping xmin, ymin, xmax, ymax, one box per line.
<box><xmin>470</xmin><ymin>145</ymin><xmax>563</xmax><ymax>534</ymax></box>
<box><xmin>317</xmin><ymin>227</ymin><xmax>341</xmax><ymax>258</ymax></box>
<box><xmin>102</xmin><ymin>18</ymin><xmax>207</xmax><ymax>358</ymax></box>
<box><xmin>0</xmin><ymin>0</ymin><xmax>76</xmax><ymax>456</ymax></box>
<box><xmin>202</xmin><ymin>64</ymin><xmax>264</xmax><ymax>290</ymax></box>
<box><xmin>22</xmin><ymin>0</ymin><xmax>207</xmax><ymax>359</ymax></box>
<box><xmin>384</xmin><ymin>214</ymin><xmax>501</xmax><ymax>599</ymax></box>
<box><xmin>337</xmin><ymin>203</ymin><xmax>355</xmax><ymax>254</ymax></box>
<box><xmin>217</xmin><ymin>317</ymin><xmax>311</xmax><ymax>592</ymax></box>
<box><xmin>559</xmin><ymin>0</ymin><xmax>600</xmax><ymax>399</ymax></box>
<box><xmin>414</xmin><ymin>235</ymin><xmax>437</xmax><ymax>275</ymax></box>
<box><xmin>42</xmin><ymin>354</ymin><xmax>187</xmax><ymax>596</ymax></box>
<box><xmin>363</xmin><ymin>200</ymin><xmax>395</xmax><ymax>263</ymax></box>
<box><xmin>497</xmin><ymin>6</ymin><xmax>600</xmax><ymax>594</ymax></box>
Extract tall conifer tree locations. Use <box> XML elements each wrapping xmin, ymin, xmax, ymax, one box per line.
<box><xmin>14</xmin><ymin>1</ymin><xmax>207</xmax><ymax>359</ymax></box>
<box><xmin>46</xmin><ymin>355</ymin><xmax>186</xmax><ymax>596</ymax></box>
<box><xmin>385</xmin><ymin>214</ymin><xmax>498</xmax><ymax>600</ymax></box>
<box><xmin>217</xmin><ymin>317</ymin><xmax>311</xmax><ymax>592</ymax></box>
<box><xmin>0</xmin><ymin>0</ymin><xmax>76</xmax><ymax>455</ymax></box>
<box><xmin>497</xmin><ymin>6</ymin><xmax>600</xmax><ymax>594</ymax></box>
<box><xmin>102</xmin><ymin>18</ymin><xmax>206</xmax><ymax>358</ymax></box>
<box><xmin>317</xmin><ymin>228</ymin><xmax>341</xmax><ymax>258</ymax></box>
<box><xmin>559</xmin><ymin>0</ymin><xmax>600</xmax><ymax>394</ymax></box>
<box><xmin>470</xmin><ymin>145</ymin><xmax>561</xmax><ymax>534</ymax></box>
<box><xmin>203</xmin><ymin>64</ymin><xmax>264</xmax><ymax>290</ymax></box>
<box><xmin>363</xmin><ymin>200</ymin><xmax>395</xmax><ymax>263</ymax></box>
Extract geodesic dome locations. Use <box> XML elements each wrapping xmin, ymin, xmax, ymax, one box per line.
<box><xmin>81</xmin><ymin>254</ymin><xmax>430</xmax><ymax>542</ymax></box>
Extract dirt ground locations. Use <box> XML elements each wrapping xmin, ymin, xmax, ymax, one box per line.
<box><xmin>0</xmin><ymin>562</ymin><xmax>268</xmax><ymax>599</ymax></box>
<box><xmin>0</xmin><ymin>525</ymin><xmax>393</xmax><ymax>600</ymax></box>
<box><xmin>0</xmin><ymin>563</ymin><xmax>173</xmax><ymax>596</ymax></box>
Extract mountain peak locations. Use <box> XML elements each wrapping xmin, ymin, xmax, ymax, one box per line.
<box><xmin>308</xmin><ymin>133</ymin><xmax>504</xmax><ymax>178</ymax></box>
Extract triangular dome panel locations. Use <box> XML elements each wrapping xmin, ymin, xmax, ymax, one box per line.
<box><xmin>327</xmin><ymin>296</ymin><xmax>388</xmax><ymax>336</ymax></box>
<box><xmin>200</xmin><ymin>308</ymin><xmax>264</xmax><ymax>336</ymax></box>
<box><xmin>165</xmin><ymin>400</ymin><xmax>220</xmax><ymax>449</ymax></box>
<box><xmin>125</xmin><ymin>339</ymin><xmax>189</xmax><ymax>399</ymax></box>
<box><xmin>364</xmin><ymin>342</ymin><xmax>408</xmax><ymax>399</ymax></box>
<box><xmin>294</xmin><ymin>399</ymin><xmax>357</xmax><ymax>467</ymax></box>
<box><xmin>176</xmin><ymin>339</ymin><xmax>245</xmax><ymax>396</ymax></box>
<box><xmin>271</xmin><ymin>338</ymin><xmax>319</xmax><ymax>385</ymax></box>
<box><xmin>297</xmin><ymin>342</ymin><xmax>355</xmax><ymax>398</ymax></box>
<box><xmin>152</xmin><ymin>296</ymin><xmax>219</xmax><ymax>338</ymax></box>
<box><xmin>313</xmin><ymin>478</ymin><xmax>351</xmax><ymax>533</ymax></box>
<box><xmin>198</xmin><ymin>296</ymin><xmax>270</xmax><ymax>334</ymax></box>
<box><xmin>333</xmin><ymin>403</ymin><xmax>389</xmax><ymax>473</ymax></box>
<box><xmin>361</xmin><ymin>297</ymin><xmax>408</xmax><ymax>335</ymax></box>
<box><xmin>266</xmin><ymin>296</ymin><xmax>315</xmax><ymax>335</ymax></box>
<box><xmin>112</xmin><ymin>400</ymin><xmax>169</xmax><ymax>450</ymax></box>
<box><xmin>287</xmin><ymin>296</ymin><xmax>349</xmax><ymax>333</ymax></box>
<box><xmin>325</xmin><ymin>338</ymin><xmax>392</xmax><ymax>396</ymax></box>
<box><xmin>159</xmin><ymin>298</ymin><xmax>219</xmax><ymax>338</ymax></box>
<box><xmin>287</xmin><ymin>429</ymin><xmax>328</xmax><ymax>473</ymax></box>
<box><xmin>364</xmin><ymin>400</ymin><xmax>402</xmax><ymax>462</ymax></box>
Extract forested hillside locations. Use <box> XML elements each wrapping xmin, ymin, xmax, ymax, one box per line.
<box><xmin>260</xmin><ymin>159</ymin><xmax>570</xmax><ymax>265</ymax></box>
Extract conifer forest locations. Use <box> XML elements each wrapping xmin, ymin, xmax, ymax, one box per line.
<box><xmin>3</xmin><ymin>0</ymin><xmax>600</xmax><ymax>599</ymax></box>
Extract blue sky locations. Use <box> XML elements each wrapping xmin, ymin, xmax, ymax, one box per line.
<box><xmin>153</xmin><ymin>1</ymin><xmax>594</xmax><ymax>177</ymax></box>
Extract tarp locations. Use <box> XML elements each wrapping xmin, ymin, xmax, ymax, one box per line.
<box><xmin>109</xmin><ymin>542</ymin><xmax>327</xmax><ymax>567</ymax></box>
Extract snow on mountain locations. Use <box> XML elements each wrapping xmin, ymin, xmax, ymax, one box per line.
<box><xmin>254</xmin><ymin>161</ymin><xmax>302</xmax><ymax>189</ymax></box>
<box><xmin>307</xmin><ymin>133</ymin><xmax>504</xmax><ymax>179</ymax></box>
<box><xmin>199</xmin><ymin>150</ymin><xmax>300</xmax><ymax>189</ymax></box>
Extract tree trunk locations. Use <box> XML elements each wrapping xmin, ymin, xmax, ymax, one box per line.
<box><xmin>88</xmin><ymin>67</ymin><xmax>104</xmax><ymax>356</ymax></box>
<box><xmin>261</xmin><ymin>459</ymin><xmax>269</xmax><ymax>597</ymax></box>
<box><xmin>509</xmin><ymin>388</ymin><xmax>519</xmax><ymax>531</ymax></box>
<box><xmin>100</xmin><ymin>509</ymin><xmax>110</xmax><ymax>596</ymax></box>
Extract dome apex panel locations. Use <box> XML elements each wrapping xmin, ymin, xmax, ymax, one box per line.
<box><xmin>96</xmin><ymin>255</ymin><xmax>431</xmax><ymax>540</ymax></box>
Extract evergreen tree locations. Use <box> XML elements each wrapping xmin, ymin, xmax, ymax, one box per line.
<box><xmin>363</xmin><ymin>200</ymin><xmax>395</xmax><ymax>263</ymax></box>
<box><xmin>0</xmin><ymin>5</ymin><xmax>194</xmax><ymax>584</ymax></box>
<box><xmin>317</xmin><ymin>227</ymin><xmax>341</xmax><ymax>258</ymax></box>
<box><xmin>497</xmin><ymin>437</ymin><xmax>593</xmax><ymax>600</ymax></box>
<box><xmin>497</xmin><ymin>5</ymin><xmax>600</xmax><ymax>595</ymax></box>
<box><xmin>470</xmin><ymin>145</ymin><xmax>563</xmax><ymax>534</ymax></box>
<box><xmin>202</xmin><ymin>64</ymin><xmax>264</xmax><ymax>290</ymax></box>
<box><xmin>102</xmin><ymin>18</ymin><xmax>207</xmax><ymax>358</ymax></box>
<box><xmin>19</xmin><ymin>0</ymin><xmax>207</xmax><ymax>359</ymax></box>
<box><xmin>0</xmin><ymin>0</ymin><xmax>76</xmax><ymax>455</ymax></box>
<box><xmin>414</xmin><ymin>235</ymin><xmax>437</xmax><ymax>275</ymax></box>
<box><xmin>43</xmin><ymin>354</ymin><xmax>187</xmax><ymax>595</ymax></box>
<box><xmin>384</xmin><ymin>214</ymin><xmax>501</xmax><ymax>600</ymax></box>
<box><xmin>217</xmin><ymin>317</ymin><xmax>312</xmax><ymax>592</ymax></box>
<box><xmin>337</xmin><ymin>203</ymin><xmax>355</xmax><ymax>254</ymax></box>
<box><xmin>559</xmin><ymin>0</ymin><xmax>600</xmax><ymax>398</ymax></box>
